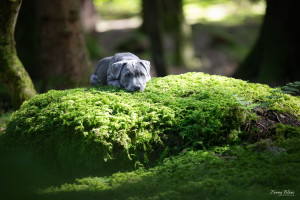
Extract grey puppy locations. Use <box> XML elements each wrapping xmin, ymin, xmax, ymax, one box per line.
<box><xmin>90</xmin><ymin>52</ymin><xmax>151</xmax><ymax>92</ymax></box>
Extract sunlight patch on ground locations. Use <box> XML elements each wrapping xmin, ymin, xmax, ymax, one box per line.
<box><xmin>184</xmin><ymin>1</ymin><xmax>266</xmax><ymax>25</ymax></box>
<box><xmin>184</xmin><ymin>4</ymin><xmax>228</xmax><ymax>23</ymax></box>
<box><xmin>96</xmin><ymin>17</ymin><xmax>142</xmax><ymax>32</ymax></box>
<box><xmin>206</xmin><ymin>6</ymin><xmax>228</xmax><ymax>21</ymax></box>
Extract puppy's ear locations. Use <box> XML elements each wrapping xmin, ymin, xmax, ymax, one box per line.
<box><xmin>109</xmin><ymin>61</ymin><xmax>127</xmax><ymax>80</ymax></box>
<box><xmin>140</xmin><ymin>60</ymin><xmax>151</xmax><ymax>82</ymax></box>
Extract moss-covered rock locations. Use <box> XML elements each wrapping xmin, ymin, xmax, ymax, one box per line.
<box><xmin>5</xmin><ymin>72</ymin><xmax>300</xmax><ymax>175</ymax></box>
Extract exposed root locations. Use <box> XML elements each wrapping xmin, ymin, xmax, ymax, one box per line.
<box><xmin>248</xmin><ymin>106</ymin><xmax>300</xmax><ymax>141</ymax></box>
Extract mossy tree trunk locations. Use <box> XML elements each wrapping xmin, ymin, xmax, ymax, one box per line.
<box><xmin>142</xmin><ymin>0</ymin><xmax>168</xmax><ymax>77</ymax></box>
<box><xmin>161</xmin><ymin>0</ymin><xmax>197</xmax><ymax>68</ymax></box>
<box><xmin>0</xmin><ymin>0</ymin><xmax>36</xmax><ymax>109</ymax></box>
<box><xmin>234</xmin><ymin>0</ymin><xmax>300</xmax><ymax>85</ymax></box>
<box><xmin>36</xmin><ymin>0</ymin><xmax>90</xmax><ymax>90</ymax></box>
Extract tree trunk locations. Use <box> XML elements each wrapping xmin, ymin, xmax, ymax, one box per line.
<box><xmin>142</xmin><ymin>0</ymin><xmax>168</xmax><ymax>77</ymax></box>
<box><xmin>161</xmin><ymin>0</ymin><xmax>198</xmax><ymax>68</ymax></box>
<box><xmin>0</xmin><ymin>0</ymin><xmax>36</xmax><ymax>109</ymax></box>
<box><xmin>234</xmin><ymin>0</ymin><xmax>300</xmax><ymax>85</ymax></box>
<box><xmin>79</xmin><ymin>0</ymin><xmax>99</xmax><ymax>32</ymax></box>
<box><xmin>15</xmin><ymin>0</ymin><xmax>39</xmax><ymax>79</ymax></box>
<box><xmin>36</xmin><ymin>0</ymin><xmax>90</xmax><ymax>90</ymax></box>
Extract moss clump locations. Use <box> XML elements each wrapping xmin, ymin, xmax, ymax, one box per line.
<box><xmin>5</xmin><ymin>72</ymin><xmax>300</xmax><ymax>175</ymax></box>
<box><xmin>40</xmin><ymin>134</ymin><xmax>300</xmax><ymax>200</ymax></box>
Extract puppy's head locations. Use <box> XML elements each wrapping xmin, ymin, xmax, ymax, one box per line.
<box><xmin>111</xmin><ymin>60</ymin><xmax>151</xmax><ymax>92</ymax></box>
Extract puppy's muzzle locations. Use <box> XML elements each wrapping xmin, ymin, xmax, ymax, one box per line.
<box><xmin>133</xmin><ymin>86</ymin><xmax>141</xmax><ymax>91</ymax></box>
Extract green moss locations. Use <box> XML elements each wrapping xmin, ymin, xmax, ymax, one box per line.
<box><xmin>5</xmin><ymin>72</ymin><xmax>300</xmax><ymax>175</ymax></box>
<box><xmin>40</xmin><ymin>135</ymin><xmax>300</xmax><ymax>200</ymax></box>
<box><xmin>274</xmin><ymin>124</ymin><xmax>300</xmax><ymax>140</ymax></box>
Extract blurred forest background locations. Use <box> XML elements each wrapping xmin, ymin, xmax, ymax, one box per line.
<box><xmin>0</xmin><ymin>0</ymin><xmax>299</xmax><ymax>124</ymax></box>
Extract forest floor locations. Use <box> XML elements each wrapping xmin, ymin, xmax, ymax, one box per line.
<box><xmin>2</xmin><ymin>122</ymin><xmax>300</xmax><ymax>200</ymax></box>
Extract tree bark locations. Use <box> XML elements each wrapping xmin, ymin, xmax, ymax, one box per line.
<box><xmin>142</xmin><ymin>0</ymin><xmax>168</xmax><ymax>77</ymax></box>
<box><xmin>0</xmin><ymin>0</ymin><xmax>36</xmax><ymax>109</ymax></box>
<box><xmin>161</xmin><ymin>0</ymin><xmax>197</xmax><ymax>68</ymax></box>
<box><xmin>36</xmin><ymin>0</ymin><xmax>90</xmax><ymax>90</ymax></box>
<box><xmin>234</xmin><ymin>0</ymin><xmax>300</xmax><ymax>85</ymax></box>
<box><xmin>142</xmin><ymin>0</ymin><xmax>198</xmax><ymax>70</ymax></box>
<box><xmin>15</xmin><ymin>0</ymin><xmax>38</xmax><ymax>79</ymax></box>
<box><xmin>79</xmin><ymin>0</ymin><xmax>99</xmax><ymax>32</ymax></box>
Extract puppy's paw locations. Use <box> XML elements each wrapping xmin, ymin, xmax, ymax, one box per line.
<box><xmin>107</xmin><ymin>80</ymin><xmax>121</xmax><ymax>88</ymax></box>
<box><xmin>90</xmin><ymin>75</ymin><xmax>99</xmax><ymax>86</ymax></box>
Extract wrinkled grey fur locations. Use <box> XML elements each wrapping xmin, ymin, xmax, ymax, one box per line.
<box><xmin>90</xmin><ymin>52</ymin><xmax>151</xmax><ymax>92</ymax></box>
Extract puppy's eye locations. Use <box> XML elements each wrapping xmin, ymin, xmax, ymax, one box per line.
<box><xmin>125</xmin><ymin>74</ymin><xmax>131</xmax><ymax>78</ymax></box>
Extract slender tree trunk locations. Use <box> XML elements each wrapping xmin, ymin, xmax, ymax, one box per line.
<box><xmin>79</xmin><ymin>0</ymin><xmax>99</xmax><ymax>32</ymax></box>
<box><xmin>234</xmin><ymin>0</ymin><xmax>300</xmax><ymax>85</ymax></box>
<box><xmin>161</xmin><ymin>0</ymin><xmax>198</xmax><ymax>68</ymax></box>
<box><xmin>36</xmin><ymin>0</ymin><xmax>90</xmax><ymax>90</ymax></box>
<box><xmin>142</xmin><ymin>0</ymin><xmax>168</xmax><ymax>77</ymax></box>
<box><xmin>0</xmin><ymin>0</ymin><xmax>36</xmax><ymax>109</ymax></box>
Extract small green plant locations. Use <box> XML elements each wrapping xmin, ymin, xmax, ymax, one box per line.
<box><xmin>260</xmin><ymin>89</ymin><xmax>285</xmax><ymax>108</ymax></box>
<box><xmin>280</xmin><ymin>81</ymin><xmax>300</xmax><ymax>96</ymax></box>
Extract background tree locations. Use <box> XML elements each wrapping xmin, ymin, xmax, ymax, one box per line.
<box><xmin>161</xmin><ymin>0</ymin><xmax>198</xmax><ymax>68</ymax></box>
<box><xmin>14</xmin><ymin>0</ymin><xmax>38</xmax><ymax>80</ymax></box>
<box><xmin>36</xmin><ymin>0</ymin><xmax>90</xmax><ymax>91</ymax></box>
<box><xmin>142</xmin><ymin>0</ymin><xmax>198</xmax><ymax>75</ymax></box>
<box><xmin>234</xmin><ymin>0</ymin><xmax>300</xmax><ymax>85</ymax></box>
<box><xmin>80</xmin><ymin>0</ymin><xmax>99</xmax><ymax>32</ymax></box>
<box><xmin>142</xmin><ymin>0</ymin><xmax>168</xmax><ymax>77</ymax></box>
<box><xmin>0</xmin><ymin>0</ymin><xmax>36</xmax><ymax>109</ymax></box>
<box><xmin>15</xmin><ymin>0</ymin><xmax>94</xmax><ymax>91</ymax></box>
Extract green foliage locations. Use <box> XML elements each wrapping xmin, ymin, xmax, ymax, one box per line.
<box><xmin>280</xmin><ymin>81</ymin><xmax>300</xmax><ymax>96</ymax></box>
<box><xmin>5</xmin><ymin>72</ymin><xmax>300</xmax><ymax>175</ymax></box>
<box><xmin>184</xmin><ymin>0</ymin><xmax>265</xmax><ymax>25</ymax></box>
<box><xmin>260</xmin><ymin>89</ymin><xmax>286</xmax><ymax>108</ymax></box>
<box><xmin>274</xmin><ymin>124</ymin><xmax>300</xmax><ymax>140</ymax></box>
<box><xmin>94</xmin><ymin>0</ymin><xmax>140</xmax><ymax>19</ymax></box>
<box><xmin>259</xmin><ymin>88</ymin><xmax>300</xmax><ymax>114</ymax></box>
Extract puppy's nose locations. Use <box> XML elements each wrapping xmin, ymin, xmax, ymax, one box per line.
<box><xmin>133</xmin><ymin>86</ymin><xmax>140</xmax><ymax>91</ymax></box>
